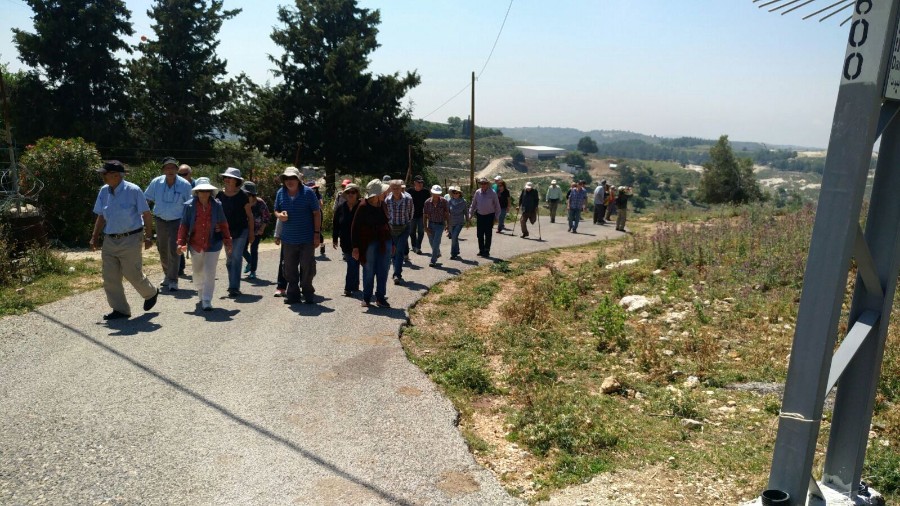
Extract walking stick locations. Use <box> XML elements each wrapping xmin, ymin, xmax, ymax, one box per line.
<box><xmin>537</xmin><ymin>204</ymin><xmax>542</xmax><ymax>241</ymax></box>
<box><xmin>511</xmin><ymin>205</ymin><xmax>520</xmax><ymax>235</ymax></box>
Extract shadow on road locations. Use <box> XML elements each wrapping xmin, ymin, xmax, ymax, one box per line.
<box><xmin>183</xmin><ymin>307</ymin><xmax>240</xmax><ymax>322</ymax></box>
<box><xmin>35</xmin><ymin>309</ymin><xmax>416</xmax><ymax>506</ymax></box>
<box><xmin>103</xmin><ymin>312</ymin><xmax>161</xmax><ymax>336</ymax></box>
<box><xmin>285</xmin><ymin>297</ymin><xmax>336</xmax><ymax>316</ymax></box>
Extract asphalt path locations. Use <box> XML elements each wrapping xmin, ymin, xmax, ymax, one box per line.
<box><xmin>0</xmin><ymin>213</ymin><xmax>622</xmax><ymax>505</ymax></box>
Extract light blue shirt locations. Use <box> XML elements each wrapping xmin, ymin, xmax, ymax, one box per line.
<box><xmin>93</xmin><ymin>179</ymin><xmax>150</xmax><ymax>234</ymax></box>
<box><xmin>144</xmin><ymin>175</ymin><xmax>193</xmax><ymax>221</ymax></box>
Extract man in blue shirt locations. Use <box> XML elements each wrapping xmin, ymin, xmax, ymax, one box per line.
<box><xmin>144</xmin><ymin>156</ymin><xmax>193</xmax><ymax>291</ymax></box>
<box><xmin>89</xmin><ymin>161</ymin><xmax>159</xmax><ymax>320</ymax></box>
<box><xmin>274</xmin><ymin>167</ymin><xmax>322</xmax><ymax>304</ymax></box>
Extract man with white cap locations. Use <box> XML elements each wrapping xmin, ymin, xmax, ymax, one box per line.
<box><xmin>545</xmin><ymin>179</ymin><xmax>562</xmax><ymax>223</ymax></box>
<box><xmin>423</xmin><ymin>184</ymin><xmax>450</xmax><ymax>266</ymax></box>
<box><xmin>274</xmin><ymin>166</ymin><xmax>321</xmax><ymax>304</ymax></box>
<box><xmin>89</xmin><ymin>160</ymin><xmax>159</xmax><ymax>320</ymax></box>
<box><xmin>593</xmin><ymin>179</ymin><xmax>608</xmax><ymax>225</ymax></box>
<box><xmin>144</xmin><ymin>156</ymin><xmax>192</xmax><ymax>291</ymax></box>
<box><xmin>517</xmin><ymin>182</ymin><xmax>539</xmax><ymax>238</ymax></box>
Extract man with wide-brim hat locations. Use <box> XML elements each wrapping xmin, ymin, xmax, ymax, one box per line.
<box><xmin>217</xmin><ymin>167</ymin><xmax>254</xmax><ymax>297</ymax></box>
<box><xmin>468</xmin><ymin>176</ymin><xmax>501</xmax><ymax>257</ymax></box>
<box><xmin>89</xmin><ymin>160</ymin><xmax>159</xmax><ymax>320</ymax></box>
<box><xmin>144</xmin><ymin>156</ymin><xmax>193</xmax><ymax>291</ymax></box>
<box><xmin>274</xmin><ymin>166</ymin><xmax>322</xmax><ymax>304</ymax></box>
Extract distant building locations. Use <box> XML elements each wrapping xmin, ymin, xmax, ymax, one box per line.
<box><xmin>516</xmin><ymin>145</ymin><xmax>566</xmax><ymax>160</ymax></box>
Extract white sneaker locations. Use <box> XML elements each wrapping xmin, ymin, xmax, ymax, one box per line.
<box><xmin>160</xmin><ymin>278</ymin><xmax>169</xmax><ymax>287</ymax></box>
<box><xmin>201</xmin><ymin>301</ymin><xmax>212</xmax><ymax>311</ymax></box>
<box><xmin>168</xmin><ymin>281</ymin><xmax>179</xmax><ymax>292</ymax></box>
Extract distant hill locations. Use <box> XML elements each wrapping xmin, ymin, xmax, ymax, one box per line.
<box><xmin>498</xmin><ymin>127</ymin><xmax>654</xmax><ymax>148</ymax></box>
<box><xmin>496</xmin><ymin>126</ymin><xmax>814</xmax><ymax>152</ymax></box>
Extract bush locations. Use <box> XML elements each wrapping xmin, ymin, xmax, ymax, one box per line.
<box><xmin>590</xmin><ymin>296</ymin><xmax>628</xmax><ymax>352</ymax></box>
<box><xmin>20</xmin><ymin>138</ymin><xmax>102</xmax><ymax>245</ymax></box>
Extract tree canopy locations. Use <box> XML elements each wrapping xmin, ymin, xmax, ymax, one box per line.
<box><xmin>233</xmin><ymin>0</ymin><xmax>431</xmax><ymax>194</ymax></box>
<box><xmin>698</xmin><ymin>135</ymin><xmax>764</xmax><ymax>204</ymax></box>
<box><xmin>577</xmin><ymin>135</ymin><xmax>598</xmax><ymax>154</ymax></box>
<box><xmin>12</xmin><ymin>0</ymin><xmax>134</xmax><ymax>148</ymax></box>
<box><xmin>127</xmin><ymin>0</ymin><xmax>240</xmax><ymax>158</ymax></box>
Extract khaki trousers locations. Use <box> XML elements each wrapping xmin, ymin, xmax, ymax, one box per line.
<box><xmin>101</xmin><ymin>233</ymin><xmax>157</xmax><ymax>315</ymax></box>
<box><xmin>616</xmin><ymin>208</ymin><xmax>628</xmax><ymax>230</ymax></box>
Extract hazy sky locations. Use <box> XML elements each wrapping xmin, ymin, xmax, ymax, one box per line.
<box><xmin>0</xmin><ymin>0</ymin><xmax>851</xmax><ymax>148</ymax></box>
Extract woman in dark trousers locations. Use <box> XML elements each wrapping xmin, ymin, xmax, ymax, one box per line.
<box><xmin>332</xmin><ymin>183</ymin><xmax>362</xmax><ymax>296</ymax></box>
<box><xmin>496</xmin><ymin>180</ymin><xmax>511</xmax><ymax>232</ymax></box>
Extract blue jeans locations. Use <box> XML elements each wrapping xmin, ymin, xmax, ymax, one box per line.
<box><xmin>498</xmin><ymin>208</ymin><xmax>508</xmax><ymax>231</ymax></box>
<box><xmin>391</xmin><ymin>226</ymin><xmax>410</xmax><ymax>279</ymax></box>
<box><xmin>568</xmin><ymin>208</ymin><xmax>582</xmax><ymax>232</ymax></box>
<box><xmin>343</xmin><ymin>252</ymin><xmax>360</xmax><ymax>292</ymax></box>
<box><xmin>449</xmin><ymin>223</ymin><xmax>463</xmax><ymax>257</ymax></box>
<box><xmin>410</xmin><ymin>216</ymin><xmax>425</xmax><ymax>250</ymax></box>
<box><xmin>242</xmin><ymin>234</ymin><xmax>262</xmax><ymax>273</ymax></box>
<box><xmin>428</xmin><ymin>222</ymin><xmax>445</xmax><ymax>263</ymax></box>
<box><xmin>226</xmin><ymin>229</ymin><xmax>248</xmax><ymax>291</ymax></box>
<box><xmin>362</xmin><ymin>239</ymin><xmax>391</xmax><ymax>302</ymax></box>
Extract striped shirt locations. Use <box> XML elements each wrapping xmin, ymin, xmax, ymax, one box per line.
<box><xmin>384</xmin><ymin>192</ymin><xmax>414</xmax><ymax>226</ymax></box>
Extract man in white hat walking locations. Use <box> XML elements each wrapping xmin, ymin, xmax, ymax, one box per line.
<box><xmin>545</xmin><ymin>180</ymin><xmax>562</xmax><ymax>223</ymax></box>
<box><xmin>518</xmin><ymin>182</ymin><xmax>539</xmax><ymax>238</ymax></box>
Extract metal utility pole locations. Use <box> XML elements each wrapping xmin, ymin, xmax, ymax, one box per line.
<box><xmin>470</xmin><ymin>71</ymin><xmax>475</xmax><ymax>195</ymax></box>
<box><xmin>756</xmin><ymin>1</ymin><xmax>900</xmax><ymax>504</ymax></box>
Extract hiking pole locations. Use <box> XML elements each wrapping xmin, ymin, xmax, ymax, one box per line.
<box><xmin>511</xmin><ymin>205</ymin><xmax>520</xmax><ymax>235</ymax></box>
<box><xmin>537</xmin><ymin>204</ymin><xmax>542</xmax><ymax>241</ymax></box>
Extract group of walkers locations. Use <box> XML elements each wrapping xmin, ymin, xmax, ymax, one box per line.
<box><xmin>89</xmin><ymin>157</ymin><xmax>631</xmax><ymax>320</ymax></box>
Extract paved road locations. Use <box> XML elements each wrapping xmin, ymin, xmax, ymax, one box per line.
<box><xmin>0</xmin><ymin>215</ymin><xmax>621</xmax><ymax>505</ymax></box>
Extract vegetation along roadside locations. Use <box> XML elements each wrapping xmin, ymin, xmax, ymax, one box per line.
<box><xmin>401</xmin><ymin>204</ymin><xmax>900</xmax><ymax>504</ymax></box>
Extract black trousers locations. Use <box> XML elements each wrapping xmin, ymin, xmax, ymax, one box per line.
<box><xmin>594</xmin><ymin>204</ymin><xmax>607</xmax><ymax>223</ymax></box>
<box><xmin>476</xmin><ymin>212</ymin><xmax>494</xmax><ymax>255</ymax></box>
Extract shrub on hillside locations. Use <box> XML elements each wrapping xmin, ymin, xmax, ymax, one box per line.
<box><xmin>20</xmin><ymin>138</ymin><xmax>102</xmax><ymax>245</ymax></box>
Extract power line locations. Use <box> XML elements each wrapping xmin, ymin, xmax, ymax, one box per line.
<box><xmin>421</xmin><ymin>0</ymin><xmax>514</xmax><ymax>120</ymax></box>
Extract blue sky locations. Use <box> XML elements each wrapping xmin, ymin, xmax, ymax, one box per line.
<box><xmin>0</xmin><ymin>0</ymin><xmax>850</xmax><ymax>148</ymax></box>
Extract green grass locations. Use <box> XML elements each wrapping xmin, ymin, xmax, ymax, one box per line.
<box><xmin>403</xmin><ymin>203</ymin><xmax>900</xmax><ymax>503</ymax></box>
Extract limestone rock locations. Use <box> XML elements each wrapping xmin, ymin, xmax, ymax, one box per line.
<box><xmin>601</xmin><ymin>376</ymin><xmax>621</xmax><ymax>394</ymax></box>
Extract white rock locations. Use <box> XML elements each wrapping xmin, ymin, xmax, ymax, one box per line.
<box><xmin>681</xmin><ymin>418</ymin><xmax>703</xmax><ymax>430</ymax></box>
<box><xmin>619</xmin><ymin>295</ymin><xmax>660</xmax><ymax>311</ymax></box>
<box><xmin>639</xmin><ymin>311</ymin><xmax>650</xmax><ymax>319</ymax></box>
<box><xmin>683</xmin><ymin>376</ymin><xmax>701</xmax><ymax>389</ymax></box>
<box><xmin>652</xmin><ymin>269</ymin><xmax>663</xmax><ymax>275</ymax></box>
<box><xmin>68</xmin><ymin>266</ymin><xmax>76</xmax><ymax>273</ymax></box>
<box><xmin>601</xmin><ymin>376</ymin><xmax>622</xmax><ymax>394</ymax></box>
<box><xmin>663</xmin><ymin>349</ymin><xmax>674</xmax><ymax>356</ymax></box>
<box><xmin>664</xmin><ymin>311</ymin><xmax>687</xmax><ymax>324</ymax></box>
<box><xmin>604</xmin><ymin>258</ymin><xmax>640</xmax><ymax>270</ymax></box>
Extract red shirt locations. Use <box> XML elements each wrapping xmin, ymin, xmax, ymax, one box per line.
<box><xmin>177</xmin><ymin>201</ymin><xmax>232</xmax><ymax>253</ymax></box>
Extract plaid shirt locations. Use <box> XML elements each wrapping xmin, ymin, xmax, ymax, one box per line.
<box><xmin>568</xmin><ymin>187</ymin><xmax>588</xmax><ymax>210</ymax></box>
<box><xmin>384</xmin><ymin>191</ymin><xmax>414</xmax><ymax>225</ymax></box>
<box><xmin>423</xmin><ymin>197</ymin><xmax>449</xmax><ymax>223</ymax></box>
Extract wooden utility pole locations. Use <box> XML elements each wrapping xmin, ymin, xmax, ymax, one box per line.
<box><xmin>469</xmin><ymin>71</ymin><xmax>475</xmax><ymax>195</ymax></box>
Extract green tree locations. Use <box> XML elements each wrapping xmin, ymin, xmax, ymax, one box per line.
<box><xmin>127</xmin><ymin>0</ymin><xmax>240</xmax><ymax>156</ymax></box>
<box><xmin>255</xmin><ymin>0</ymin><xmax>431</xmax><ymax>195</ymax></box>
<box><xmin>12</xmin><ymin>0</ymin><xmax>134</xmax><ymax>149</ymax></box>
<box><xmin>511</xmin><ymin>149</ymin><xmax>525</xmax><ymax>164</ymax></box>
<box><xmin>0</xmin><ymin>65</ymin><xmax>53</xmax><ymax>149</ymax></box>
<box><xmin>698</xmin><ymin>135</ymin><xmax>764</xmax><ymax>204</ymax></box>
<box><xmin>577</xmin><ymin>135</ymin><xmax>598</xmax><ymax>154</ymax></box>
<box><xmin>564</xmin><ymin>151</ymin><xmax>586</xmax><ymax>168</ymax></box>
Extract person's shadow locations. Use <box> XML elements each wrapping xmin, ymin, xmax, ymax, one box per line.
<box><xmin>361</xmin><ymin>305</ymin><xmax>408</xmax><ymax>320</ymax></box>
<box><xmin>285</xmin><ymin>297</ymin><xmax>336</xmax><ymax>316</ymax></box>
<box><xmin>185</xmin><ymin>307</ymin><xmax>240</xmax><ymax>322</ymax></box>
<box><xmin>104</xmin><ymin>313</ymin><xmax>162</xmax><ymax>336</ymax></box>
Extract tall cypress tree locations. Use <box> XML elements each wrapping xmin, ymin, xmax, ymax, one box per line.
<box><xmin>12</xmin><ymin>0</ymin><xmax>134</xmax><ymax>149</ymax></box>
<box><xmin>127</xmin><ymin>0</ymin><xmax>240</xmax><ymax>157</ymax></box>
<box><xmin>262</xmin><ymin>0</ymin><xmax>430</xmax><ymax>194</ymax></box>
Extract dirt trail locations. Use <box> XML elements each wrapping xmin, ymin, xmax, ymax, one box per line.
<box><xmin>476</xmin><ymin>157</ymin><xmax>512</xmax><ymax>180</ymax></box>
